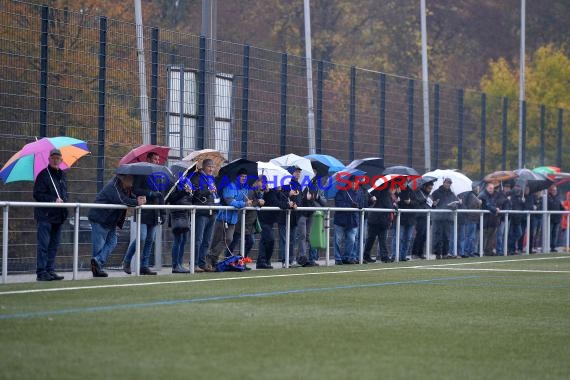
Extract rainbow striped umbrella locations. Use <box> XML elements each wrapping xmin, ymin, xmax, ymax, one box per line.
<box><xmin>0</xmin><ymin>136</ymin><xmax>89</xmax><ymax>183</ymax></box>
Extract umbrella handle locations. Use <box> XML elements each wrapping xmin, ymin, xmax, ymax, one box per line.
<box><xmin>47</xmin><ymin>169</ymin><xmax>61</xmax><ymax>200</ymax></box>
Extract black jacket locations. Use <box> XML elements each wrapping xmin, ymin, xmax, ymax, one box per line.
<box><xmin>167</xmin><ymin>187</ymin><xmax>193</xmax><ymax>228</ymax></box>
<box><xmin>367</xmin><ymin>188</ymin><xmax>393</xmax><ymax>229</ymax></box>
<box><xmin>88</xmin><ymin>177</ymin><xmax>139</xmax><ymax>229</ymax></box>
<box><xmin>258</xmin><ymin>188</ymin><xmax>290</xmax><ymax>225</ymax></box>
<box><xmin>431</xmin><ymin>185</ymin><xmax>459</xmax><ymax>222</ymax></box>
<box><xmin>33</xmin><ymin>166</ymin><xmax>68</xmax><ymax>224</ymax></box>
<box><xmin>131</xmin><ymin>176</ymin><xmax>166</xmax><ymax>226</ymax></box>
<box><xmin>190</xmin><ymin>171</ymin><xmax>219</xmax><ymax>216</ymax></box>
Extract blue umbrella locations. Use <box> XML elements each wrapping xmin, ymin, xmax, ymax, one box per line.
<box><xmin>305</xmin><ymin>154</ymin><xmax>345</xmax><ymax>175</ymax></box>
<box><xmin>324</xmin><ymin>167</ymin><xmax>365</xmax><ymax>199</ymax></box>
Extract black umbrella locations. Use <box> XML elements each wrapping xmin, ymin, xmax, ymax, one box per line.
<box><xmin>309</xmin><ymin>160</ymin><xmax>330</xmax><ymax>177</ymax></box>
<box><xmin>514</xmin><ymin>168</ymin><xmax>553</xmax><ymax>192</ymax></box>
<box><xmin>116</xmin><ymin>162</ymin><xmax>174</xmax><ymax>193</ymax></box>
<box><xmin>346</xmin><ymin>157</ymin><xmax>385</xmax><ymax>178</ymax></box>
<box><xmin>383</xmin><ymin>165</ymin><xmax>419</xmax><ymax>176</ymax></box>
<box><xmin>415</xmin><ymin>175</ymin><xmax>437</xmax><ymax>188</ymax></box>
<box><xmin>164</xmin><ymin>161</ymin><xmax>197</xmax><ymax>201</ymax></box>
<box><xmin>217</xmin><ymin>158</ymin><xmax>258</xmax><ymax>188</ymax></box>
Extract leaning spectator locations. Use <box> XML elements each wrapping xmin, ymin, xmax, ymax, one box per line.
<box><xmin>547</xmin><ymin>185</ymin><xmax>564</xmax><ymax>252</ymax></box>
<box><xmin>333</xmin><ymin>176</ymin><xmax>362</xmax><ymax>265</ymax></box>
<box><xmin>431</xmin><ymin>178</ymin><xmax>460</xmax><ymax>259</ymax></box>
<box><xmin>88</xmin><ymin>174</ymin><xmax>145</xmax><ymax>277</ymax></box>
<box><xmin>478</xmin><ymin>183</ymin><xmax>502</xmax><ymax>256</ymax></box>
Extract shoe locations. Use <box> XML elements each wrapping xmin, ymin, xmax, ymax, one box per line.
<box><xmin>379</xmin><ymin>257</ymin><xmax>391</xmax><ymax>263</ymax></box>
<box><xmin>341</xmin><ymin>259</ymin><xmax>357</xmax><ymax>265</ymax></box>
<box><xmin>445</xmin><ymin>255</ymin><xmax>458</xmax><ymax>259</ymax></box>
<box><xmin>363</xmin><ymin>256</ymin><xmax>376</xmax><ymax>264</ymax></box>
<box><xmin>140</xmin><ymin>267</ymin><xmax>157</xmax><ymax>275</ymax></box>
<box><xmin>122</xmin><ymin>261</ymin><xmax>132</xmax><ymax>275</ymax></box>
<box><xmin>36</xmin><ymin>272</ymin><xmax>52</xmax><ymax>281</ymax></box>
<box><xmin>91</xmin><ymin>258</ymin><xmax>108</xmax><ymax>277</ymax></box>
<box><xmin>335</xmin><ymin>260</ymin><xmax>343</xmax><ymax>265</ymax></box>
<box><xmin>303</xmin><ymin>261</ymin><xmax>319</xmax><ymax>267</ymax></box>
<box><xmin>172</xmin><ymin>265</ymin><xmax>190</xmax><ymax>273</ymax></box>
<box><xmin>436</xmin><ymin>255</ymin><xmax>442</xmax><ymax>260</ymax></box>
<box><xmin>94</xmin><ymin>270</ymin><xmax>108</xmax><ymax>278</ymax></box>
<box><xmin>48</xmin><ymin>271</ymin><xmax>64</xmax><ymax>280</ymax></box>
<box><xmin>194</xmin><ymin>266</ymin><xmax>205</xmax><ymax>273</ymax></box>
<box><xmin>203</xmin><ymin>264</ymin><xmax>216</xmax><ymax>272</ymax></box>
<box><xmin>256</xmin><ymin>263</ymin><xmax>273</xmax><ymax>269</ymax></box>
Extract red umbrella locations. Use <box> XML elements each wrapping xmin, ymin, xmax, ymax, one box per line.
<box><xmin>119</xmin><ymin>145</ymin><xmax>170</xmax><ymax>165</ymax></box>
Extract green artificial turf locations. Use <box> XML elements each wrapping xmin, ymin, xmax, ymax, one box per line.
<box><xmin>0</xmin><ymin>255</ymin><xmax>569</xmax><ymax>380</ymax></box>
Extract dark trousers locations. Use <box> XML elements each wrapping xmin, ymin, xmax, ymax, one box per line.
<box><xmin>433</xmin><ymin>220</ymin><xmax>451</xmax><ymax>256</ymax></box>
<box><xmin>258</xmin><ymin>222</ymin><xmax>275</xmax><ymax>264</ymax></box>
<box><xmin>412</xmin><ymin>216</ymin><xmax>427</xmax><ymax>257</ymax></box>
<box><xmin>364</xmin><ymin>223</ymin><xmax>389</xmax><ymax>261</ymax></box>
<box><xmin>36</xmin><ymin>221</ymin><xmax>63</xmax><ymax>274</ymax></box>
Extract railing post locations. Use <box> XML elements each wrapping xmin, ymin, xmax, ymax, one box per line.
<box><xmin>325</xmin><ymin>209</ymin><xmax>331</xmax><ymax>266</ymax></box>
<box><xmin>2</xmin><ymin>205</ymin><xmax>9</xmax><ymax>283</ymax></box>
<box><xmin>285</xmin><ymin>209</ymin><xmax>291</xmax><ymax>268</ymax></box>
<box><xmin>134</xmin><ymin>207</ymin><xmax>142</xmax><ymax>276</ymax></box>
<box><xmin>503</xmin><ymin>212</ymin><xmax>509</xmax><ymax>256</ymax></box>
<box><xmin>525</xmin><ymin>213</ymin><xmax>531</xmax><ymax>256</ymax></box>
<box><xmin>425</xmin><ymin>210</ymin><xmax>431</xmax><ymax>259</ymax></box>
<box><xmin>359</xmin><ymin>210</ymin><xmax>365</xmax><ymax>264</ymax></box>
<box><xmin>395</xmin><ymin>211</ymin><xmax>401</xmax><ymax>262</ymax></box>
<box><xmin>479</xmin><ymin>212</ymin><xmax>484</xmax><ymax>257</ymax></box>
<box><xmin>190</xmin><ymin>208</ymin><xmax>196</xmax><ymax>273</ymax></box>
<box><xmin>240</xmin><ymin>209</ymin><xmax>246</xmax><ymax>256</ymax></box>
<box><xmin>73</xmin><ymin>205</ymin><xmax>80</xmax><ymax>280</ymax></box>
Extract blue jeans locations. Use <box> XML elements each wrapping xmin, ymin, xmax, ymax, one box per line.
<box><xmin>123</xmin><ymin>223</ymin><xmax>156</xmax><ymax>268</ymax></box>
<box><xmin>391</xmin><ymin>224</ymin><xmax>414</xmax><ymax>260</ymax></box>
<box><xmin>194</xmin><ymin>214</ymin><xmax>216</xmax><ymax>268</ymax></box>
<box><xmin>36</xmin><ymin>221</ymin><xmax>63</xmax><ymax>274</ymax></box>
<box><xmin>508</xmin><ymin>223</ymin><xmax>523</xmax><ymax>253</ymax></box>
<box><xmin>496</xmin><ymin>222</ymin><xmax>505</xmax><ymax>255</ymax></box>
<box><xmin>334</xmin><ymin>224</ymin><xmax>357</xmax><ymax>262</ymax></box>
<box><xmin>91</xmin><ymin>222</ymin><xmax>118</xmax><ymax>269</ymax></box>
<box><xmin>279</xmin><ymin>224</ymin><xmax>297</xmax><ymax>264</ymax></box>
<box><xmin>171</xmin><ymin>231</ymin><xmax>188</xmax><ymax>267</ymax></box>
<box><xmin>463</xmin><ymin>222</ymin><xmax>478</xmax><ymax>255</ymax></box>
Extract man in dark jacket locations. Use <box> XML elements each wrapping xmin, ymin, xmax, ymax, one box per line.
<box><xmin>278</xmin><ymin>166</ymin><xmax>303</xmax><ymax>266</ymax></box>
<box><xmin>478</xmin><ymin>183</ymin><xmax>502</xmax><ymax>256</ymax></box>
<box><xmin>333</xmin><ymin>177</ymin><xmax>362</xmax><ymax>264</ymax></box>
<box><xmin>547</xmin><ymin>185</ymin><xmax>564</xmax><ymax>252</ymax></box>
<box><xmin>431</xmin><ymin>178</ymin><xmax>460</xmax><ymax>259</ymax></box>
<box><xmin>507</xmin><ymin>186</ymin><xmax>525</xmax><ymax>254</ymax></box>
<box><xmin>190</xmin><ymin>158</ymin><xmax>220</xmax><ymax>271</ymax></box>
<box><xmin>88</xmin><ymin>174</ymin><xmax>145</xmax><ymax>277</ymax></box>
<box><xmin>392</xmin><ymin>185</ymin><xmax>418</xmax><ymax>261</ymax></box>
<box><xmin>33</xmin><ymin>148</ymin><xmax>68</xmax><ymax>281</ymax></box>
<box><xmin>122</xmin><ymin>152</ymin><xmax>166</xmax><ymax>275</ymax></box>
<box><xmin>363</xmin><ymin>187</ymin><xmax>394</xmax><ymax>263</ymax></box>
<box><xmin>411</xmin><ymin>181</ymin><xmax>434</xmax><ymax>259</ymax></box>
<box><xmin>256</xmin><ymin>182</ymin><xmax>291</xmax><ymax>269</ymax></box>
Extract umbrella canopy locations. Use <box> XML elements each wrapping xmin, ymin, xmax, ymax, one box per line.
<box><xmin>0</xmin><ymin>136</ymin><xmax>90</xmax><ymax>183</ymax></box>
<box><xmin>116</xmin><ymin>162</ymin><xmax>174</xmax><ymax>192</ymax></box>
<box><xmin>217</xmin><ymin>158</ymin><xmax>258</xmax><ymax>187</ymax></box>
<box><xmin>533</xmin><ymin>166</ymin><xmax>561</xmax><ymax>180</ymax></box>
<box><xmin>368</xmin><ymin>174</ymin><xmax>406</xmax><ymax>193</ymax></box>
<box><xmin>308</xmin><ymin>160</ymin><xmax>330</xmax><ymax>177</ymax></box>
<box><xmin>416</xmin><ymin>175</ymin><xmax>438</xmax><ymax>188</ymax></box>
<box><xmin>164</xmin><ymin>161</ymin><xmax>197</xmax><ymax>201</ymax></box>
<box><xmin>346</xmin><ymin>157</ymin><xmax>385</xmax><ymax>178</ymax></box>
<box><xmin>383</xmin><ymin>165</ymin><xmax>419</xmax><ymax>176</ymax></box>
<box><xmin>257</xmin><ymin>161</ymin><xmax>291</xmax><ymax>188</ymax></box>
<box><xmin>270</xmin><ymin>153</ymin><xmax>315</xmax><ymax>182</ymax></box>
<box><xmin>182</xmin><ymin>149</ymin><xmax>226</xmax><ymax>173</ymax></box>
<box><xmin>423</xmin><ymin>169</ymin><xmax>473</xmax><ymax>195</ymax></box>
<box><xmin>118</xmin><ymin>144</ymin><xmax>170</xmax><ymax>165</ymax></box>
<box><xmin>515</xmin><ymin>168</ymin><xmax>553</xmax><ymax>192</ymax></box>
<box><xmin>324</xmin><ymin>167</ymin><xmax>365</xmax><ymax>199</ymax></box>
<box><xmin>483</xmin><ymin>170</ymin><xmax>517</xmax><ymax>183</ymax></box>
<box><xmin>304</xmin><ymin>154</ymin><xmax>345</xmax><ymax>175</ymax></box>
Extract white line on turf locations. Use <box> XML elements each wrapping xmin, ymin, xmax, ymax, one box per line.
<box><xmin>0</xmin><ymin>255</ymin><xmax>568</xmax><ymax>296</ymax></box>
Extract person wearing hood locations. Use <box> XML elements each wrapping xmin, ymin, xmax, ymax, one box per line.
<box><xmin>431</xmin><ymin>178</ymin><xmax>460</xmax><ymax>259</ymax></box>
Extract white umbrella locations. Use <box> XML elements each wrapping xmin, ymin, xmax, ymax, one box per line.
<box><xmin>257</xmin><ymin>161</ymin><xmax>291</xmax><ymax>188</ymax></box>
<box><xmin>269</xmin><ymin>153</ymin><xmax>315</xmax><ymax>182</ymax></box>
<box><xmin>423</xmin><ymin>169</ymin><xmax>472</xmax><ymax>195</ymax></box>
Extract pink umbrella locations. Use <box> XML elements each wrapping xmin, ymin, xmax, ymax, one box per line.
<box><xmin>118</xmin><ymin>145</ymin><xmax>170</xmax><ymax>165</ymax></box>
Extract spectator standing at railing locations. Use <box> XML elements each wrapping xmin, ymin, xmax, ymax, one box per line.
<box><xmin>33</xmin><ymin>148</ymin><xmax>68</xmax><ymax>281</ymax></box>
<box><xmin>166</xmin><ymin>180</ymin><xmax>193</xmax><ymax>273</ymax></box>
<box><xmin>431</xmin><ymin>178</ymin><xmax>460</xmax><ymax>259</ymax></box>
<box><xmin>529</xmin><ymin>190</ymin><xmax>542</xmax><ymax>252</ymax></box>
<box><xmin>562</xmin><ymin>191</ymin><xmax>570</xmax><ymax>248</ymax></box>
<box><xmin>411</xmin><ymin>181</ymin><xmax>434</xmax><ymax>259</ymax></box>
<box><xmin>256</xmin><ymin>182</ymin><xmax>290</xmax><ymax>269</ymax></box>
<box><xmin>294</xmin><ymin>175</ymin><xmax>325</xmax><ymax>267</ymax></box>
<box><xmin>278</xmin><ymin>166</ymin><xmax>303</xmax><ymax>267</ymax></box>
<box><xmin>121</xmin><ymin>152</ymin><xmax>165</xmax><ymax>276</ymax></box>
<box><xmin>458</xmin><ymin>183</ymin><xmax>482</xmax><ymax>258</ymax></box>
<box><xmin>363</xmin><ymin>187</ymin><xmax>394</xmax><ymax>263</ymax></box>
<box><xmin>547</xmin><ymin>185</ymin><xmax>564</xmax><ymax>252</ymax></box>
<box><xmin>495</xmin><ymin>182</ymin><xmax>512</xmax><ymax>256</ymax></box>
<box><xmin>333</xmin><ymin>176</ymin><xmax>363</xmax><ymax>265</ymax></box>
<box><xmin>478</xmin><ymin>183</ymin><xmax>502</xmax><ymax>256</ymax></box>
<box><xmin>207</xmin><ymin>168</ymin><xmax>252</xmax><ymax>270</ymax></box>
<box><xmin>190</xmin><ymin>159</ymin><xmax>220</xmax><ymax>272</ymax></box>
<box><xmin>392</xmin><ymin>184</ymin><xmax>417</xmax><ymax>262</ymax></box>
<box><xmin>507</xmin><ymin>186</ymin><xmax>525</xmax><ymax>255</ymax></box>
<box><xmin>88</xmin><ymin>174</ymin><xmax>146</xmax><ymax>277</ymax></box>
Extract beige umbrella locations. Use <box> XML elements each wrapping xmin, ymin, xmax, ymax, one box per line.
<box><xmin>182</xmin><ymin>149</ymin><xmax>226</xmax><ymax>174</ymax></box>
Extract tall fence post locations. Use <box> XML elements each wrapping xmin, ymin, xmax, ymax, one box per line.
<box><xmin>407</xmin><ymin>79</ymin><xmax>414</xmax><ymax>167</ymax></box>
<box><xmin>197</xmin><ymin>35</ymin><xmax>206</xmax><ymax>150</ymax></box>
<box><xmin>96</xmin><ymin>16</ymin><xmax>107</xmax><ymax>192</ymax></box>
<box><xmin>480</xmin><ymin>93</ymin><xmax>486</xmax><ymax>178</ymax></box>
<box><xmin>280</xmin><ymin>53</ymin><xmax>287</xmax><ymax>155</ymax></box>
<box><xmin>379</xmin><ymin>73</ymin><xmax>386</xmax><ymax>159</ymax></box>
<box><xmin>557</xmin><ymin>109</ymin><xmax>563</xmax><ymax>167</ymax></box>
<box><xmin>150</xmin><ymin>27</ymin><xmax>159</xmax><ymax>145</ymax></box>
<box><xmin>241</xmin><ymin>45</ymin><xmax>250</xmax><ymax>157</ymax></box>
<box><xmin>39</xmin><ymin>5</ymin><xmax>49</xmax><ymax>138</ymax></box>
<box><xmin>433</xmin><ymin>83</ymin><xmax>440</xmax><ymax>169</ymax></box>
<box><xmin>2</xmin><ymin>205</ymin><xmax>8</xmax><ymax>284</ymax></box>
<box><xmin>539</xmin><ymin>104</ymin><xmax>545</xmax><ymax>166</ymax></box>
<box><xmin>349</xmin><ymin>66</ymin><xmax>356</xmax><ymax>161</ymax></box>
<box><xmin>521</xmin><ymin>100</ymin><xmax>527</xmax><ymax>167</ymax></box>
<box><xmin>457</xmin><ymin>89</ymin><xmax>464</xmax><ymax>170</ymax></box>
<box><xmin>501</xmin><ymin>97</ymin><xmax>508</xmax><ymax>170</ymax></box>
<box><xmin>316</xmin><ymin>60</ymin><xmax>324</xmax><ymax>154</ymax></box>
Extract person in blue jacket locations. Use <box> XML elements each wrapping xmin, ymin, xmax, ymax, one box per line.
<box><xmin>206</xmin><ymin>168</ymin><xmax>252</xmax><ymax>269</ymax></box>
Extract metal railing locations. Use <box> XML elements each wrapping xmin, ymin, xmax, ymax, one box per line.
<box><xmin>1</xmin><ymin>201</ymin><xmax>568</xmax><ymax>283</ymax></box>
